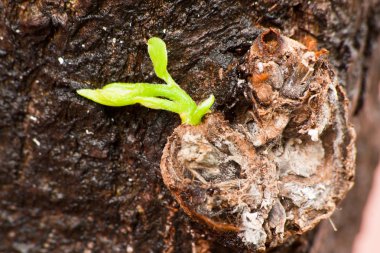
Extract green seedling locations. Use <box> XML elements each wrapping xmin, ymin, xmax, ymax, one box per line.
<box><xmin>77</xmin><ymin>37</ymin><xmax>215</xmax><ymax>125</ymax></box>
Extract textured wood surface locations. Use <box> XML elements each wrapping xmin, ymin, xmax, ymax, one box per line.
<box><xmin>1</xmin><ymin>1</ymin><xmax>379</xmax><ymax>252</ymax></box>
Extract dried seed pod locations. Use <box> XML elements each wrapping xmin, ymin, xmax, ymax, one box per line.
<box><xmin>160</xmin><ymin>29</ymin><xmax>356</xmax><ymax>251</ymax></box>
<box><xmin>161</xmin><ymin>113</ymin><xmax>278</xmax><ymax>250</ymax></box>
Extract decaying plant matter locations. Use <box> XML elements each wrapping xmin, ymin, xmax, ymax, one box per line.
<box><xmin>160</xmin><ymin>29</ymin><xmax>356</xmax><ymax>252</ymax></box>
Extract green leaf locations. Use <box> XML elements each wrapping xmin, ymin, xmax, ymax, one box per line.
<box><xmin>77</xmin><ymin>83</ymin><xmax>181</xmax><ymax>113</ymax></box>
<box><xmin>77</xmin><ymin>87</ymin><xmax>137</xmax><ymax>107</ymax></box>
<box><xmin>189</xmin><ymin>95</ymin><xmax>215</xmax><ymax>125</ymax></box>
<box><xmin>147</xmin><ymin>37</ymin><xmax>171</xmax><ymax>83</ymax></box>
<box><xmin>77</xmin><ymin>37</ymin><xmax>215</xmax><ymax>126</ymax></box>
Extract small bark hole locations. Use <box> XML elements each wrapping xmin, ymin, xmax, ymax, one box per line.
<box><xmin>262</xmin><ymin>30</ymin><xmax>277</xmax><ymax>43</ymax></box>
<box><xmin>261</xmin><ymin>29</ymin><xmax>281</xmax><ymax>54</ymax></box>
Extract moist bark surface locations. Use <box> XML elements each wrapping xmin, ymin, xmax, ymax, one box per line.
<box><xmin>1</xmin><ymin>1</ymin><xmax>380</xmax><ymax>253</ymax></box>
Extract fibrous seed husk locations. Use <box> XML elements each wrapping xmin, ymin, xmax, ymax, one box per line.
<box><xmin>160</xmin><ymin>29</ymin><xmax>356</xmax><ymax>252</ymax></box>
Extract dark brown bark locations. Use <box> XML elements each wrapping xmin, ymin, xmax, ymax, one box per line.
<box><xmin>1</xmin><ymin>1</ymin><xmax>379</xmax><ymax>253</ymax></box>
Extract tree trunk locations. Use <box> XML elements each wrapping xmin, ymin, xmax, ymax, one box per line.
<box><xmin>1</xmin><ymin>1</ymin><xmax>379</xmax><ymax>252</ymax></box>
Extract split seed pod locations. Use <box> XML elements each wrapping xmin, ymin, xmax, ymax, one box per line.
<box><xmin>160</xmin><ymin>29</ymin><xmax>356</xmax><ymax>251</ymax></box>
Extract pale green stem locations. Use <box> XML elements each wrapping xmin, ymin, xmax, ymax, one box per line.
<box><xmin>136</xmin><ymin>97</ymin><xmax>181</xmax><ymax>113</ymax></box>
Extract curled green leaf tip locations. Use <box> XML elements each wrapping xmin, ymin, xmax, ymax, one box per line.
<box><xmin>77</xmin><ymin>37</ymin><xmax>214</xmax><ymax>125</ymax></box>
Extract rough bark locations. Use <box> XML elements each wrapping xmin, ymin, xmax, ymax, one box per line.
<box><xmin>0</xmin><ymin>1</ymin><xmax>379</xmax><ymax>253</ymax></box>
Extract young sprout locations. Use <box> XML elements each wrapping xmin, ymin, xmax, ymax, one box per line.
<box><xmin>77</xmin><ymin>37</ymin><xmax>215</xmax><ymax>125</ymax></box>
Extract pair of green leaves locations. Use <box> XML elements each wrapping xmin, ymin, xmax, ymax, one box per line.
<box><xmin>77</xmin><ymin>37</ymin><xmax>214</xmax><ymax>125</ymax></box>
